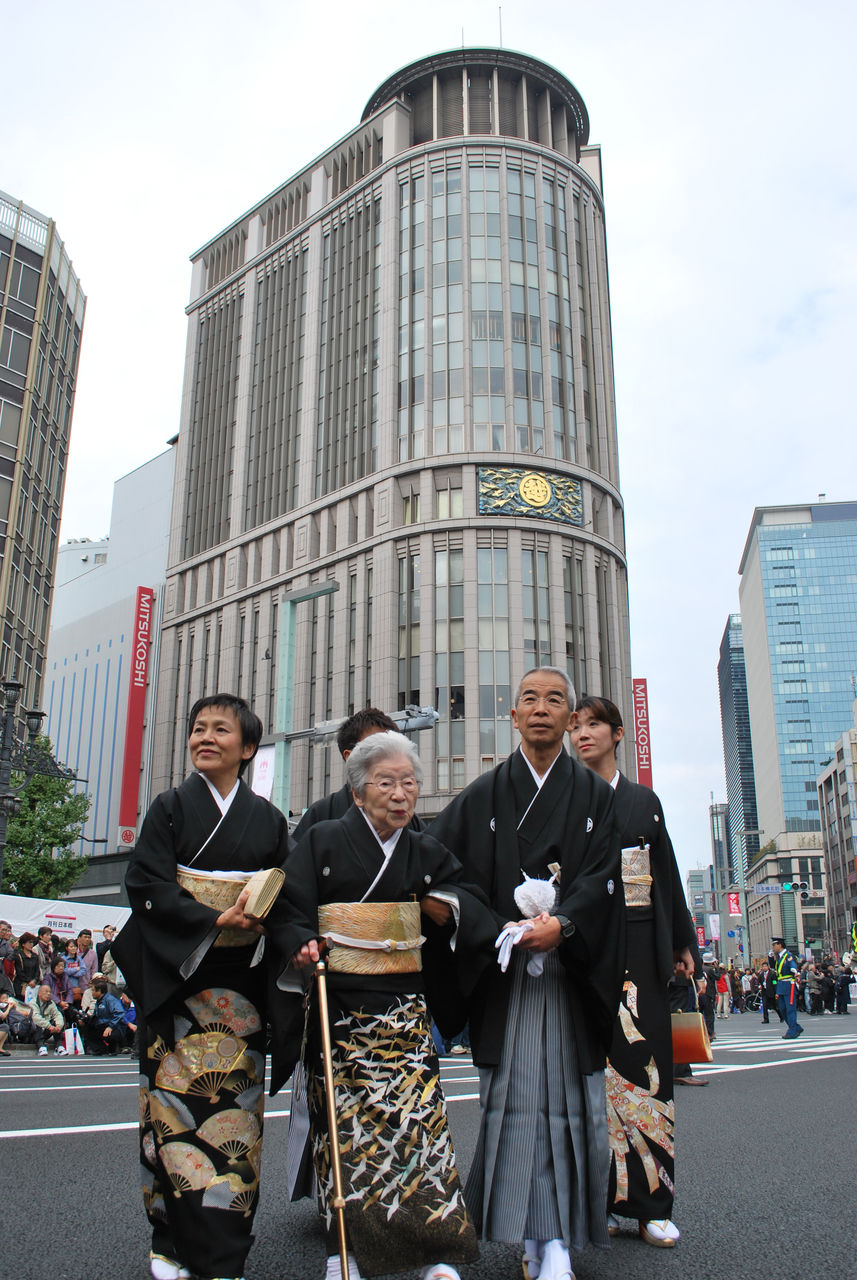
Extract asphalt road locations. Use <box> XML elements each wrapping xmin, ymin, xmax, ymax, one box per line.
<box><xmin>1</xmin><ymin>1013</ymin><xmax>854</xmax><ymax>1280</ymax></box>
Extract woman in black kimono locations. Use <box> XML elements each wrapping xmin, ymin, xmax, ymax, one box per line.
<box><xmin>112</xmin><ymin>694</ymin><xmax>293</xmax><ymax>1280</ymax></box>
<box><xmin>570</xmin><ymin>696</ymin><xmax>697</xmax><ymax>1250</ymax></box>
<box><xmin>279</xmin><ymin>730</ymin><xmax>496</xmax><ymax>1280</ymax></box>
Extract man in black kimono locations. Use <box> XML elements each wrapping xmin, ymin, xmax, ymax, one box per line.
<box><xmin>293</xmin><ymin>707</ymin><xmax>423</xmax><ymax>838</ymax></box>
<box><xmin>113</xmin><ymin>694</ymin><xmax>294</xmax><ymax>1280</ymax></box>
<box><xmin>430</xmin><ymin>667</ymin><xmax>624</xmax><ymax>1280</ymax></box>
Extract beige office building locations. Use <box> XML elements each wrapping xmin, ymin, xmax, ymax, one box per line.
<box><xmin>0</xmin><ymin>192</ymin><xmax>85</xmax><ymax>704</ymax></box>
<box><xmin>151</xmin><ymin>47</ymin><xmax>632</xmax><ymax>819</ymax></box>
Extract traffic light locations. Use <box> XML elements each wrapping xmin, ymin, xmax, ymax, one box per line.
<box><xmin>782</xmin><ymin>881</ymin><xmax>810</xmax><ymax>900</ymax></box>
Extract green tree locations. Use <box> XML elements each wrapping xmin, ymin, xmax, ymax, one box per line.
<box><xmin>1</xmin><ymin>740</ymin><xmax>91</xmax><ymax>897</ymax></box>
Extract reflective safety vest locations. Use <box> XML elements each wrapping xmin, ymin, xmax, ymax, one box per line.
<box><xmin>776</xmin><ymin>951</ymin><xmax>797</xmax><ymax>984</ymax></box>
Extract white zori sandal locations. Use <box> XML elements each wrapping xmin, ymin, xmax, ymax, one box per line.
<box><xmin>421</xmin><ymin>1267</ymin><xmax>462</xmax><ymax>1280</ymax></box>
<box><xmin>639</xmin><ymin>1218</ymin><xmax>680</xmax><ymax>1247</ymax></box>
<box><xmin>149</xmin><ymin>1254</ymin><xmax>191</xmax><ymax>1280</ymax></box>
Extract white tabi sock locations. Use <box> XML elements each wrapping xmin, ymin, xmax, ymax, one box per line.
<box><xmin>539</xmin><ymin>1238</ymin><xmax>574</xmax><ymax>1280</ymax></box>
<box><xmin>325</xmin><ymin>1251</ymin><xmax>362</xmax><ymax>1280</ymax></box>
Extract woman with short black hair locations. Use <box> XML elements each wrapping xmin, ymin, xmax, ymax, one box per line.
<box><xmin>112</xmin><ymin>693</ymin><xmax>293</xmax><ymax>1280</ymax></box>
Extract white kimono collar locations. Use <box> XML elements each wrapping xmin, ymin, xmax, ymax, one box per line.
<box><xmin>198</xmin><ymin>772</ymin><xmax>240</xmax><ymax>816</ymax></box>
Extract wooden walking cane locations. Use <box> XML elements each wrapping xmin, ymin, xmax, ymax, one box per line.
<box><xmin>315</xmin><ymin>959</ymin><xmax>350</xmax><ymax>1280</ymax></box>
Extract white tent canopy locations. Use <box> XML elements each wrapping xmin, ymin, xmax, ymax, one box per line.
<box><xmin>0</xmin><ymin>892</ymin><xmax>130</xmax><ymax>940</ymax></box>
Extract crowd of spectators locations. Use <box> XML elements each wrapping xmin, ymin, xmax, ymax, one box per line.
<box><xmin>1</xmin><ymin>913</ymin><xmax>853</xmax><ymax>1061</ymax></box>
<box><xmin>697</xmin><ymin>950</ymin><xmax>854</xmax><ymax>1032</ymax></box>
<box><xmin>0</xmin><ymin>917</ymin><xmax>138</xmax><ymax>1057</ymax></box>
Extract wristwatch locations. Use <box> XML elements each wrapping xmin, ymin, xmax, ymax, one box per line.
<box><xmin>554</xmin><ymin>914</ymin><xmax>576</xmax><ymax>939</ymax></box>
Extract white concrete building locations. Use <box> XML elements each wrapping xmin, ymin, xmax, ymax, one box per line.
<box><xmin>44</xmin><ymin>445</ymin><xmax>175</xmax><ymax>867</ymax></box>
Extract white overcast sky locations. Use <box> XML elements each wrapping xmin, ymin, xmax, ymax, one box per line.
<box><xmin>5</xmin><ymin>1</ymin><xmax>856</xmax><ymax>879</ymax></box>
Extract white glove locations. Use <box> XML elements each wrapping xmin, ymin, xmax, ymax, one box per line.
<box><xmin>494</xmin><ymin>921</ymin><xmax>534</xmax><ymax>972</ymax></box>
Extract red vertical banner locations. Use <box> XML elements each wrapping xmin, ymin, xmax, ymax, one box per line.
<box><xmin>632</xmin><ymin>677</ymin><xmax>653</xmax><ymax>789</ymax></box>
<box><xmin>727</xmin><ymin>892</ymin><xmax>741</xmax><ymax>916</ymax></box>
<box><xmin>696</xmin><ymin>926</ymin><xmax>706</xmax><ymax>949</ymax></box>
<box><xmin>118</xmin><ymin>587</ymin><xmax>153</xmax><ymax>846</ymax></box>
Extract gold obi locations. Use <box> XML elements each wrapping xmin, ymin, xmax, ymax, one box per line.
<box><xmin>621</xmin><ymin>845</ymin><xmax>653</xmax><ymax>907</ymax></box>
<box><xmin>176</xmin><ymin>865</ymin><xmax>252</xmax><ymax>947</ymax></box>
<box><xmin>318</xmin><ymin>901</ymin><xmax>424</xmax><ymax>975</ymax></box>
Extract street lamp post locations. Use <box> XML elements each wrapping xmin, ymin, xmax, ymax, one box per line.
<box><xmin>741</xmin><ymin>828</ymin><xmax>765</xmax><ymax>963</ymax></box>
<box><xmin>0</xmin><ymin>678</ymin><xmax>78</xmax><ymax>888</ymax></box>
<box><xmin>272</xmin><ymin>581</ymin><xmax>340</xmax><ymax>817</ymax></box>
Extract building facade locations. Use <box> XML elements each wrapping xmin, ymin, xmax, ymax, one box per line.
<box><xmin>709</xmin><ymin>800</ymin><xmax>731</xmax><ymax>896</ymax></box>
<box><xmin>153</xmin><ymin>48</ymin><xmax>632</xmax><ymax>817</ymax></box>
<box><xmin>738</xmin><ymin>502</ymin><xmax>857</xmax><ymax>846</ymax></box>
<box><xmin>0</xmin><ymin>192</ymin><xmax>86</xmax><ymax>705</ymax></box>
<box><xmin>43</xmin><ymin>447</ymin><xmax>175</xmax><ymax>895</ymax></box>
<box><xmin>717</xmin><ymin>613</ymin><xmax>760</xmax><ymax>880</ymax></box>
<box><xmin>736</xmin><ymin>502</ymin><xmax>857</xmax><ymax>957</ymax></box>
<box><xmin>685</xmin><ymin>866</ymin><xmax>714</xmax><ymax>951</ymax></box>
<box><xmin>817</xmin><ymin>704</ymin><xmax>857</xmax><ymax>956</ymax></box>
<box><xmin>745</xmin><ymin>846</ymin><xmax>826</xmax><ymax>960</ymax></box>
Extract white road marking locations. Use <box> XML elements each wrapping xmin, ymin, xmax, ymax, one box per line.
<box><xmin>0</xmin><ymin>1082</ymin><xmax>139</xmax><ymax>1093</ymax></box>
<box><xmin>4</xmin><ymin>1040</ymin><xmax>853</xmax><ymax>1137</ymax></box>
<box><xmin>0</xmin><ymin>1089</ymin><xmax>488</xmax><ymax>1139</ymax></box>
<box><xmin>692</xmin><ymin>1047</ymin><xmax>857</xmax><ymax>1075</ymax></box>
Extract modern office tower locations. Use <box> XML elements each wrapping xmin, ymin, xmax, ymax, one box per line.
<box><xmin>738</xmin><ymin>502</ymin><xmax>857</xmax><ymax>956</ymax></box>
<box><xmin>709</xmin><ymin>800</ymin><xmax>731</xmax><ymax>894</ymax></box>
<box><xmin>717</xmin><ymin>613</ymin><xmax>760</xmax><ymax>881</ymax></box>
<box><xmin>43</xmin><ymin>446</ymin><xmax>175</xmax><ymax>903</ymax></box>
<box><xmin>0</xmin><ymin>192</ymin><xmax>86</xmax><ymax>704</ymax></box>
<box><xmin>738</xmin><ymin>502</ymin><xmax>857</xmax><ymax>843</ymax></box>
<box><xmin>817</xmin><ymin>704</ymin><xmax>857</xmax><ymax>956</ymax></box>
<box><xmin>686</xmin><ymin>865</ymin><xmax>714</xmax><ymax>946</ymax></box>
<box><xmin>153</xmin><ymin>48</ymin><xmax>632</xmax><ymax>818</ymax></box>
<box><xmin>709</xmin><ymin>796</ymin><xmax>753</xmax><ymax>963</ymax></box>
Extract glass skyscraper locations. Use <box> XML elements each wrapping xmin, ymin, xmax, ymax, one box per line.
<box><xmin>739</xmin><ymin>502</ymin><xmax>857</xmax><ymax>956</ymax></box>
<box><xmin>739</xmin><ymin>502</ymin><xmax>857</xmax><ymax>841</ymax></box>
<box><xmin>151</xmin><ymin>48</ymin><xmax>632</xmax><ymax>820</ymax></box>
<box><xmin>717</xmin><ymin>613</ymin><xmax>760</xmax><ymax>880</ymax></box>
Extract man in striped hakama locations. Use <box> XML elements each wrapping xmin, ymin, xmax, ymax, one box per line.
<box><xmin>430</xmin><ymin>668</ymin><xmax>625</xmax><ymax>1280</ymax></box>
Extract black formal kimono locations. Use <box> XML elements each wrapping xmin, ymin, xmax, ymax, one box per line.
<box><xmin>278</xmin><ymin>805</ymin><xmax>496</xmax><ymax>1278</ymax></box>
<box><xmin>292</xmin><ymin>783</ymin><xmax>352</xmax><ymax>841</ymax></box>
<box><xmin>605</xmin><ymin>775</ymin><xmax>698</xmax><ymax>1224</ymax></box>
<box><xmin>112</xmin><ymin>773</ymin><xmax>293</xmax><ymax>1280</ymax></box>
<box><xmin>429</xmin><ymin>748</ymin><xmax>625</xmax><ymax>1253</ymax></box>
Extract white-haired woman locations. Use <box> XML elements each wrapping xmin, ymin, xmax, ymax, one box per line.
<box><xmin>279</xmin><ymin>731</ymin><xmax>496</xmax><ymax>1280</ymax></box>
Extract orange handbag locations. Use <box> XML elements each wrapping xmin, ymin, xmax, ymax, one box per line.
<box><xmin>671</xmin><ymin>981</ymin><xmax>714</xmax><ymax>1064</ymax></box>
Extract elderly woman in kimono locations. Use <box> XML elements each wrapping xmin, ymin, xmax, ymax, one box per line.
<box><xmin>280</xmin><ymin>730</ymin><xmax>496</xmax><ymax>1280</ymax></box>
<box><xmin>112</xmin><ymin>694</ymin><xmax>293</xmax><ymax>1280</ymax></box>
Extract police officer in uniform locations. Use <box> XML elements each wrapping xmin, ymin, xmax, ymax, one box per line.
<box><xmin>771</xmin><ymin>937</ymin><xmax>804</xmax><ymax>1039</ymax></box>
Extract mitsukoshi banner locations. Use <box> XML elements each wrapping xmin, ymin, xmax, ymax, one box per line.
<box><xmin>632</xmin><ymin>678</ymin><xmax>653</xmax><ymax>789</ymax></box>
<box><xmin>118</xmin><ymin>586</ymin><xmax>153</xmax><ymax>847</ymax></box>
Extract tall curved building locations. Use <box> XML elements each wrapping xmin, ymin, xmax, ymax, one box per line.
<box><xmin>152</xmin><ymin>47</ymin><xmax>632</xmax><ymax>818</ymax></box>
